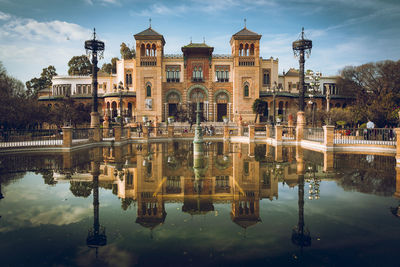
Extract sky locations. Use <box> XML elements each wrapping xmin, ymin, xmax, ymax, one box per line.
<box><xmin>0</xmin><ymin>0</ymin><xmax>399</xmax><ymax>83</ymax></box>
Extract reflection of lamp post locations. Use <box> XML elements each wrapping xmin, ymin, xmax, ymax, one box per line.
<box><xmin>291</xmin><ymin>174</ymin><xmax>311</xmax><ymax>254</ymax></box>
<box><xmin>85</xmin><ymin>28</ymin><xmax>105</xmax><ymax>128</ymax></box>
<box><xmin>306</xmin><ymin>164</ymin><xmax>320</xmax><ymax>200</ymax></box>
<box><xmin>118</xmin><ymin>81</ymin><xmax>124</xmax><ymax>128</ymax></box>
<box><xmin>87</xmin><ymin>162</ymin><xmax>107</xmax><ymax>258</ymax></box>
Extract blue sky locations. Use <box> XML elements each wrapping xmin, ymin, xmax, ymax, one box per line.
<box><xmin>0</xmin><ymin>0</ymin><xmax>399</xmax><ymax>83</ymax></box>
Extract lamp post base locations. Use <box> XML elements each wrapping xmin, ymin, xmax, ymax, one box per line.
<box><xmin>90</xmin><ymin>112</ymin><xmax>100</xmax><ymax>128</ymax></box>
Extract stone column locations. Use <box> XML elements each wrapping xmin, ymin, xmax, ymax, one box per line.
<box><xmin>143</xmin><ymin>126</ymin><xmax>149</xmax><ymax>140</ymax></box>
<box><xmin>266</xmin><ymin>125</ymin><xmax>270</xmax><ymax>139</ymax></box>
<box><xmin>296</xmin><ymin>111</ymin><xmax>306</xmax><ymax>142</ymax></box>
<box><xmin>249</xmin><ymin>125</ymin><xmax>255</xmax><ymax>141</ymax></box>
<box><xmin>224</xmin><ymin>125</ymin><xmax>229</xmax><ymax>140</ymax></box>
<box><xmin>323</xmin><ymin>151</ymin><xmax>334</xmax><ymax>172</ymax></box>
<box><xmin>168</xmin><ymin>125</ymin><xmax>174</xmax><ymax>138</ymax></box>
<box><xmin>92</xmin><ymin>127</ymin><xmax>102</xmax><ymax>142</ymax></box>
<box><xmin>249</xmin><ymin>142</ymin><xmax>255</xmax><ymax>157</ymax></box>
<box><xmin>114</xmin><ymin>126</ymin><xmax>122</xmax><ymax>142</ymax></box>
<box><xmin>323</xmin><ymin>125</ymin><xmax>335</xmax><ymax>148</ymax></box>
<box><xmin>62</xmin><ymin>127</ymin><xmax>73</xmax><ymax>148</ymax></box>
<box><xmin>275</xmin><ymin>125</ymin><xmax>283</xmax><ymax>142</ymax></box>
<box><xmin>275</xmin><ymin>145</ymin><xmax>283</xmax><ymax>162</ymax></box>
<box><xmin>395</xmin><ymin>128</ymin><xmax>400</xmax><ymax>163</ymax></box>
<box><xmin>103</xmin><ymin>117</ymin><xmax>110</xmax><ymax>138</ymax></box>
<box><xmin>395</xmin><ymin>167</ymin><xmax>400</xmax><ymax>199</ymax></box>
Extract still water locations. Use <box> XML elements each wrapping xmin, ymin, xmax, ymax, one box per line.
<box><xmin>0</xmin><ymin>142</ymin><xmax>399</xmax><ymax>266</ymax></box>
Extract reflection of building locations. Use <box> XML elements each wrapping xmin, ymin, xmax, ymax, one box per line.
<box><xmin>39</xmin><ymin>24</ymin><xmax>352</xmax><ymax>123</ymax></box>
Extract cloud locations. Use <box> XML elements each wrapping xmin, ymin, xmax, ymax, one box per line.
<box><xmin>0</xmin><ymin>13</ymin><xmax>93</xmax><ymax>82</ymax></box>
<box><xmin>132</xmin><ymin>3</ymin><xmax>188</xmax><ymax>17</ymax></box>
<box><xmin>0</xmin><ymin>11</ymin><xmax>11</xmax><ymax>20</ymax></box>
<box><xmin>0</xmin><ymin>16</ymin><xmax>91</xmax><ymax>42</ymax></box>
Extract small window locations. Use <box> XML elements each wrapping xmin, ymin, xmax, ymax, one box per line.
<box><xmin>146</xmin><ymin>85</ymin><xmax>151</xmax><ymax>97</ymax></box>
<box><xmin>244</xmin><ymin>84</ymin><xmax>249</xmax><ymax>97</ymax></box>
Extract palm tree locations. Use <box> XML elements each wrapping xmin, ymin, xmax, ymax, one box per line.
<box><xmin>252</xmin><ymin>98</ymin><xmax>266</xmax><ymax>123</ymax></box>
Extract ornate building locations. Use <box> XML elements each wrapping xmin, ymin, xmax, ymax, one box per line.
<box><xmin>39</xmin><ymin>25</ymin><xmax>352</xmax><ymax>123</ymax></box>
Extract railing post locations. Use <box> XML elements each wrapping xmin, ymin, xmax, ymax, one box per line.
<box><xmin>238</xmin><ymin>123</ymin><xmax>243</xmax><ymax>136</ymax></box>
<box><xmin>92</xmin><ymin>127</ymin><xmax>102</xmax><ymax>142</ymax></box>
<box><xmin>114</xmin><ymin>126</ymin><xmax>122</xmax><ymax>142</ymax></box>
<box><xmin>249</xmin><ymin>125</ymin><xmax>255</xmax><ymax>141</ymax></box>
<box><xmin>296</xmin><ymin>111</ymin><xmax>305</xmax><ymax>142</ymax></box>
<box><xmin>323</xmin><ymin>125</ymin><xmax>335</xmax><ymax>148</ymax></box>
<box><xmin>224</xmin><ymin>125</ymin><xmax>229</xmax><ymax>140</ymax></box>
<box><xmin>62</xmin><ymin>127</ymin><xmax>73</xmax><ymax>148</ymax></box>
<box><xmin>102</xmin><ymin>117</ymin><xmax>110</xmax><ymax>138</ymax></box>
<box><xmin>143</xmin><ymin>126</ymin><xmax>149</xmax><ymax>139</ymax></box>
<box><xmin>275</xmin><ymin>125</ymin><xmax>283</xmax><ymax>142</ymax></box>
<box><xmin>395</xmin><ymin>128</ymin><xmax>400</xmax><ymax>165</ymax></box>
<box><xmin>168</xmin><ymin>125</ymin><xmax>174</xmax><ymax>138</ymax></box>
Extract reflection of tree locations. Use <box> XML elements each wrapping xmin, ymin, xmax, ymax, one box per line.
<box><xmin>70</xmin><ymin>181</ymin><xmax>93</xmax><ymax>198</ymax></box>
<box><xmin>254</xmin><ymin>144</ymin><xmax>266</xmax><ymax>162</ymax></box>
<box><xmin>39</xmin><ymin>169</ymin><xmax>57</xmax><ymax>186</ymax></box>
<box><xmin>335</xmin><ymin>154</ymin><xmax>395</xmax><ymax>196</ymax></box>
<box><xmin>121</xmin><ymin>198</ymin><xmax>135</xmax><ymax>211</ymax></box>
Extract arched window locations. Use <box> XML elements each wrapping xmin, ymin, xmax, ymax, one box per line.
<box><xmin>199</xmin><ymin>67</ymin><xmax>203</xmax><ymax>79</ymax></box>
<box><xmin>140</xmin><ymin>44</ymin><xmax>145</xmax><ymax>56</ymax></box>
<box><xmin>244</xmin><ymin>84</ymin><xmax>249</xmax><ymax>97</ymax></box>
<box><xmin>193</xmin><ymin>67</ymin><xmax>197</xmax><ymax>79</ymax></box>
<box><xmin>146</xmin><ymin>85</ymin><xmax>151</xmax><ymax>97</ymax></box>
<box><xmin>152</xmin><ymin>44</ymin><xmax>156</xmax><ymax>57</ymax></box>
<box><xmin>250</xmin><ymin>44</ymin><xmax>255</xmax><ymax>56</ymax></box>
<box><xmin>239</xmin><ymin>43</ymin><xmax>243</xmax><ymax>56</ymax></box>
<box><xmin>244</xmin><ymin>43</ymin><xmax>249</xmax><ymax>56</ymax></box>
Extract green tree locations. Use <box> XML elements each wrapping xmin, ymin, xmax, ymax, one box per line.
<box><xmin>252</xmin><ymin>98</ymin><xmax>266</xmax><ymax>123</ymax></box>
<box><xmin>26</xmin><ymin>65</ymin><xmax>57</xmax><ymax>98</ymax></box>
<box><xmin>120</xmin><ymin>43</ymin><xmax>136</xmax><ymax>59</ymax></box>
<box><xmin>337</xmin><ymin>60</ymin><xmax>400</xmax><ymax>127</ymax></box>
<box><xmin>68</xmin><ymin>55</ymin><xmax>92</xmax><ymax>76</ymax></box>
<box><xmin>101</xmin><ymin>57</ymin><xmax>119</xmax><ymax>74</ymax></box>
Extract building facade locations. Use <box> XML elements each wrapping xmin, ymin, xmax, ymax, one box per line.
<box><xmin>39</xmin><ymin>26</ymin><xmax>352</xmax><ymax>124</ymax></box>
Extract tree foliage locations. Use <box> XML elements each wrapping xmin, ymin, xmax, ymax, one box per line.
<box><xmin>26</xmin><ymin>65</ymin><xmax>57</xmax><ymax>99</ymax></box>
<box><xmin>101</xmin><ymin>57</ymin><xmax>119</xmax><ymax>74</ymax></box>
<box><xmin>68</xmin><ymin>55</ymin><xmax>92</xmax><ymax>76</ymax></box>
<box><xmin>252</xmin><ymin>98</ymin><xmax>266</xmax><ymax>123</ymax></box>
<box><xmin>120</xmin><ymin>43</ymin><xmax>136</xmax><ymax>59</ymax></box>
<box><xmin>337</xmin><ymin>60</ymin><xmax>400</xmax><ymax>127</ymax></box>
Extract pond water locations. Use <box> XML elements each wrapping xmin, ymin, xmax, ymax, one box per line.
<box><xmin>0</xmin><ymin>142</ymin><xmax>399</xmax><ymax>266</ymax></box>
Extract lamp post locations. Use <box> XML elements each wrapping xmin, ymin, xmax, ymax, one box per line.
<box><xmin>85</xmin><ymin>28</ymin><xmax>105</xmax><ymax>128</ymax></box>
<box><xmin>118</xmin><ymin>81</ymin><xmax>123</xmax><ymax>128</ymax></box>
<box><xmin>272</xmin><ymin>82</ymin><xmax>277</xmax><ymax>126</ymax></box>
<box><xmin>292</xmin><ymin>28</ymin><xmax>312</xmax><ymax>112</ymax></box>
<box><xmin>306</xmin><ymin>71</ymin><xmax>320</xmax><ymax>127</ymax></box>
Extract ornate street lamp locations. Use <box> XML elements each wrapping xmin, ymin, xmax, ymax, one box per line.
<box><xmin>306</xmin><ymin>71</ymin><xmax>320</xmax><ymax>127</ymax></box>
<box><xmin>293</xmin><ymin>28</ymin><xmax>312</xmax><ymax>112</ymax></box>
<box><xmin>85</xmin><ymin>28</ymin><xmax>105</xmax><ymax>128</ymax></box>
<box><xmin>118</xmin><ymin>81</ymin><xmax>124</xmax><ymax>128</ymax></box>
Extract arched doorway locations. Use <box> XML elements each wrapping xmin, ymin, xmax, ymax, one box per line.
<box><xmin>128</xmin><ymin>102</ymin><xmax>133</xmax><ymax>117</ymax></box>
<box><xmin>166</xmin><ymin>91</ymin><xmax>180</xmax><ymax>118</ymax></box>
<box><xmin>111</xmin><ymin>101</ymin><xmax>117</xmax><ymax>118</ymax></box>
<box><xmin>215</xmin><ymin>91</ymin><xmax>229</xmax><ymax>122</ymax></box>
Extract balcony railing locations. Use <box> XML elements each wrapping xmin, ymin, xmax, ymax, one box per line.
<box><xmin>140</xmin><ymin>56</ymin><xmax>157</xmax><ymax>66</ymax></box>
<box><xmin>239</xmin><ymin>56</ymin><xmax>255</xmax><ymax>66</ymax></box>
<box><xmin>191</xmin><ymin>78</ymin><xmax>204</xmax><ymax>82</ymax></box>
<box><xmin>304</xmin><ymin>128</ymin><xmax>324</xmax><ymax>142</ymax></box>
<box><xmin>334</xmin><ymin>128</ymin><xmax>396</xmax><ymax>145</ymax></box>
<box><xmin>166</xmin><ymin>78</ymin><xmax>180</xmax><ymax>83</ymax></box>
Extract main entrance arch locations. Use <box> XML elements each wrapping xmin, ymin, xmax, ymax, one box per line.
<box><xmin>165</xmin><ymin>90</ymin><xmax>181</xmax><ymax>118</ymax></box>
<box><xmin>187</xmin><ymin>85</ymin><xmax>208</xmax><ymax>122</ymax></box>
